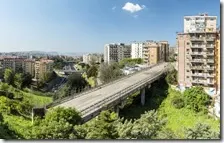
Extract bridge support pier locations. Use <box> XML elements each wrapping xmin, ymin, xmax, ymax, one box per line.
<box><xmin>115</xmin><ymin>105</ymin><xmax>120</xmax><ymax>115</ymax></box>
<box><xmin>140</xmin><ymin>88</ymin><xmax>145</xmax><ymax>106</ymax></box>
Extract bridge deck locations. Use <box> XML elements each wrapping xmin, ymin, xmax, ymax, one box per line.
<box><xmin>54</xmin><ymin>63</ymin><xmax>168</xmax><ymax>114</ymax></box>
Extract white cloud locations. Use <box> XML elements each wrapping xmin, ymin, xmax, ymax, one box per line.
<box><xmin>122</xmin><ymin>2</ymin><xmax>145</xmax><ymax>13</ymax></box>
<box><xmin>112</xmin><ymin>6</ymin><xmax>116</xmax><ymax>10</ymax></box>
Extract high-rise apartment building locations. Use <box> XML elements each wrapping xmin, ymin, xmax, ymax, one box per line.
<box><xmin>131</xmin><ymin>42</ymin><xmax>143</xmax><ymax>59</ymax></box>
<box><xmin>177</xmin><ymin>13</ymin><xmax>219</xmax><ymax>90</ymax></box>
<box><xmin>142</xmin><ymin>41</ymin><xmax>169</xmax><ymax>65</ymax></box>
<box><xmin>215</xmin><ymin>30</ymin><xmax>220</xmax><ymax>92</ymax></box>
<box><xmin>104</xmin><ymin>43</ymin><xmax>131</xmax><ymax>63</ymax></box>
<box><xmin>35</xmin><ymin>59</ymin><xmax>54</xmax><ymax>80</ymax></box>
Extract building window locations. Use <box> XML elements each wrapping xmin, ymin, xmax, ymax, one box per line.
<box><xmin>187</xmin><ymin>76</ymin><xmax>189</xmax><ymax>78</ymax></box>
<box><xmin>187</xmin><ymin>42</ymin><xmax>190</xmax><ymax>45</ymax></box>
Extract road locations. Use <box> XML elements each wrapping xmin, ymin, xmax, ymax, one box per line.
<box><xmin>54</xmin><ymin>62</ymin><xmax>168</xmax><ymax>114</ymax></box>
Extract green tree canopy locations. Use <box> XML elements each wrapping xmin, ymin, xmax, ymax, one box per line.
<box><xmin>75</xmin><ymin>110</ymin><xmax>120</xmax><ymax>139</ymax></box>
<box><xmin>99</xmin><ymin>63</ymin><xmax>123</xmax><ymax>83</ymax></box>
<box><xmin>4</xmin><ymin>69</ymin><xmax>14</xmax><ymax>85</ymax></box>
<box><xmin>31</xmin><ymin>107</ymin><xmax>81</xmax><ymax>139</ymax></box>
<box><xmin>183</xmin><ymin>86</ymin><xmax>210</xmax><ymax>113</ymax></box>
<box><xmin>185</xmin><ymin>123</ymin><xmax>220</xmax><ymax>139</ymax></box>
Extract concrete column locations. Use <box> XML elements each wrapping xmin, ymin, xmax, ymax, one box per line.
<box><xmin>114</xmin><ymin>105</ymin><xmax>120</xmax><ymax>115</ymax></box>
<box><xmin>140</xmin><ymin>88</ymin><xmax>145</xmax><ymax>106</ymax></box>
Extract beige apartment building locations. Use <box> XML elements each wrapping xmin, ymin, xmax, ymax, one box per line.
<box><xmin>177</xmin><ymin>13</ymin><xmax>219</xmax><ymax>90</ymax></box>
<box><xmin>142</xmin><ymin>41</ymin><xmax>169</xmax><ymax>65</ymax></box>
<box><xmin>215</xmin><ymin>31</ymin><xmax>220</xmax><ymax>92</ymax></box>
<box><xmin>35</xmin><ymin>59</ymin><xmax>54</xmax><ymax>80</ymax></box>
<box><xmin>0</xmin><ymin>57</ymin><xmax>35</xmax><ymax>77</ymax></box>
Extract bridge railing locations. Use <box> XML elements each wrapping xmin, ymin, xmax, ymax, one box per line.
<box><xmin>80</xmin><ymin>67</ymin><xmax>169</xmax><ymax>116</ymax></box>
<box><xmin>46</xmin><ymin>62</ymin><xmax>165</xmax><ymax>108</ymax></box>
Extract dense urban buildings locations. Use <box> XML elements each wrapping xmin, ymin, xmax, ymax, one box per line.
<box><xmin>82</xmin><ymin>54</ymin><xmax>103</xmax><ymax>64</ymax></box>
<box><xmin>34</xmin><ymin>59</ymin><xmax>54</xmax><ymax>81</ymax></box>
<box><xmin>104</xmin><ymin>43</ymin><xmax>131</xmax><ymax>63</ymax></box>
<box><xmin>104</xmin><ymin>41</ymin><xmax>169</xmax><ymax>65</ymax></box>
<box><xmin>0</xmin><ymin>56</ymin><xmax>35</xmax><ymax>77</ymax></box>
<box><xmin>177</xmin><ymin>13</ymin><xmax>219</xmax><ymax>92</ymax></box>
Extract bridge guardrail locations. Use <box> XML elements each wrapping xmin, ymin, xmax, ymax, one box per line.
<box><xmin>46</xmin><ymin>62</ymin><xmax>165</xmax><ymax>108</ymax></box>
<box><xmin>80</xmin><ymin>67</ymin><xmax>169</xmax><ymax>116</ymax></box>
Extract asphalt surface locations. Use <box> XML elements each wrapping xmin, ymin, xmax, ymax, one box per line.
<box><xmin>54</xmin><ymin>62</ymin><xmax>168</xmax><ymax>113</ymax></box>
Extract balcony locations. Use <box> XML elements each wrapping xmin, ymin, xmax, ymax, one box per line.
<box><xmin>190</xmin><ymin>66</ymin><xmax>204</xmax><ymax>70</ymax></box>
<box><xmin>190</xmin><ymin>52</ymin><xmax>204</xmax><ymax>55</ymax></box>
<box><xmin>192</xmin><ymin>80</ymin><xmax>204</xmax><ymax>84</ymax></box>
<box><xmin>191</xmin><ymin>45</ymin><xmax>205</xmax><ymax>48</ymax></box>
<box><xmin>206</xmin><ymin>37</ymin><xmax>215</xmax><ymax>41</ymax></box>
<box><xmin>190</xmin><ymin>37</ymin><xmax>204</xmax><ymax>41</ymax></box>
<box><xmin>191</xmin><ymin>73</ymin><xmax>204</xmax><ymax>77</ymax></box>
<box><xmin>190</xmin><ymin>59</ymin><xmax>204</xmax><ymax>63</ymax></box>
<box><xmin>206</xmin><ymin>45</ymin><xmax>214</xmax><ymax>49</ymax></box>
<box><xmin>204</xmin><ymin>66</ymin><xmax>215</xmax><ymax>70</ymax></box>
<box><xmin>206</xmin><ymin>52</ymin><xmax>214</xmax><ymax>56</ymax></box>
<box><xmin>207</xmin><ymin>81</ymin><xmax>215</xmax><ymax>85</ymax></box>
<box><xmin>206</xmin><ymin>74</ymin><xmax>215</xmax><ymax>78</ymax></box>
<box><xmin>207</xmin><ymin>59</ymin><xmax>214</xmax><ymax>63</ymax></box>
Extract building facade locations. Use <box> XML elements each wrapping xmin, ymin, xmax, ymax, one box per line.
<box><xmin>131</xmin><ymin>42</ymin><xmax>143</xmax><ymax>59</ymax></box>
<box><xmin>104</xmin><ymin>43</ymin><xmax>131</xmax><ymax>63</ymax></box>
<box><xmin>83</xmin><ymin>54</ymin><xmax>102</xmax><ymax>64</ymax></box>
<box><xmin>0</xmin><ymin>57</ymin><xmax>35</xmax><ymax>77</ymax></box>
<box><xmin>35</xmin><ymin>59</ymin><xmax>54</xmax><ymax>80</ymax></box>
<box><xmin>142</xmin><ymin>41</ymin><xmax>169</xmax><ymax>65</ymax></box>
<box><xmin>177</xmin><ymin>13</ymin><xmax>218</xmax><ymax>90</ymax></box>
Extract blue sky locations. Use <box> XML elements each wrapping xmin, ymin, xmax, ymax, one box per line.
<box><xmin>0</xmin><ymin>0</ymin><xmax>220</xmax><ymax>53</ymax></box>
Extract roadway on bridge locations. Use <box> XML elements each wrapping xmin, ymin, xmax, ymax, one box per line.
<box><xmin>54</xmin><ymin>62</ymin><xmax>168</xmax><ymax>114</ymax></box>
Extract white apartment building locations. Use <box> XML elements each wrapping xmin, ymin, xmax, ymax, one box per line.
<box><xmin>131</xmin><ymin>42</ymin><xmax>143</xmax><ymax>59</ymax></box>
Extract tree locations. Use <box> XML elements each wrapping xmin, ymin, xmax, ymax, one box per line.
<box><xmin>4</xmin><ymin>69</ymin><xmax>14</xmax><ymax>85</ymax></box>
<box><xmin>14</xmin><ymin>73</ymin><xmax>23</xmax><ymax>89</ymax></box>
<box><xmin>183</xmin><ymin>86</ymin><xmax>210</xmax><ymax>113</ymax></box>
<box><xmin>171</xmin><ymin>95</ymin><xmax>185</xmax><ymax>109</ymax></box>
<box><xmin>99</xmin><ymin>63</ymin><xmax>123</xmax><ymax>83</ymax></box>
<box><xmin>185</xmin><ymin>123</ymin><xmax>220</xmax><ymax>139</ymax></box>
<box><xmin>165</xmin><ymin>68</ymin><xmax>177</xmax><ymax>85</ymax></box>
<box><xmin>22</xmin><ymin>73</ymin><xmax>32</xmax><ymax>88</ymax></box>
<box><xmin>31</xmin><ymin>107</ymin><xmax>81</xmax><ymax>139</ymax></box>
<box><xmin>75</xmin><ymin>110</ymin><xmax>120</xmax><ymax>139</ymax></box>
<box><xmin>117</xmin><ymin>110</ymin><xmax>166</xmax><ymax>139</ymax></box>
<box><xmin>86</xmin><ymin>65</ymin><xmax>98</xmax><ymax>78</ymax></box>
<box><xmin>67</xmin><ymin>73</ymin><xmax>88</xmax><ymax>92</ymax></box>
<box><xmin>119</xmin><ymin>58</ymin><xmax>143</xmax><ymax>68</ymax></box>
<box><xmin>14</xmin><ymin>73</ymin><xmax>32</xmax><ymax>89</ymax></box>
<box><xmin>0</xmin><ymin>113</ymin><xmax>17</xmax><ymax>139</ymax></box>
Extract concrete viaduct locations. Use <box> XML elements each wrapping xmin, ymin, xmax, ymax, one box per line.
<box><xmin>45</xmin><ymin>62</ymin><xmax>170</xmax><ymax>122</ymax></box>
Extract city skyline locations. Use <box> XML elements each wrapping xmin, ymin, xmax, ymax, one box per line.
<box><xmin>0</xmin><ymin>0</ymin><xmax>220</xmax><ymax>53</ymax></box>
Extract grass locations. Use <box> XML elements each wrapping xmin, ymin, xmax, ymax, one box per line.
<box><xmin>157</xmin><ymin>88</ymin><xmax>220</xmax><ymax>138</ymax></box>
<box><xmin>3</xmin><ymin>114</ymin><xmax>32</xmax><ymax>139</ymax></box>
<box><xmin>22</xmin><ymin>91</ymin><xmax>52</xmax><ymax>107</ymax></box>
<box><xmin>1</xmin><ymin>87</ymin><xmax>52</xmax><ymax>139</ymax></box>
<box><xmin>119</xmin><ymin>79</ymin><xmax>220</xmax><ymax>139</ymax></box>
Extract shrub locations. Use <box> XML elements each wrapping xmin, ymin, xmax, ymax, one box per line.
<box><xmin>171</xmin><ymin>96</ymin><xmax>185</xmax><ymax>109</ymax></box>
